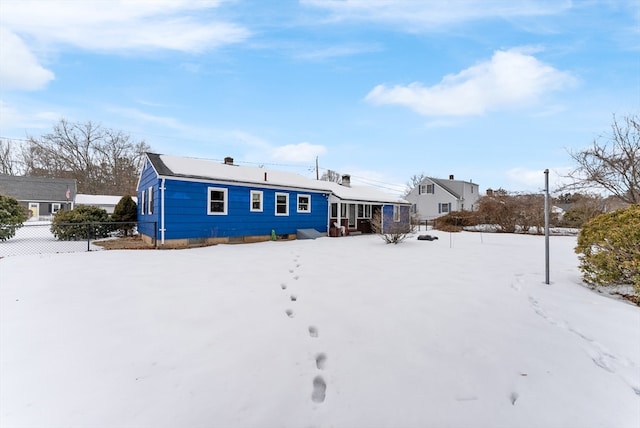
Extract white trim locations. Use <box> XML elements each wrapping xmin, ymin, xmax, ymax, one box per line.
<box><xmin>250</xmin><ymin>190</ymin><xmax>263</xmax><ymax>212</ymax></box>
<box><xmin>207</xmin><ymin>187</ymin><xmax>228</xmax><ymax>215</ymax></box>
<box><xmin>140</xmin><ymin>190</ymin><xmax>145</xmax><ymax>215</ymax></box>
<box><xmin>275</xmin><ymin>192</ymin><xmax>289</xmax><ymax>216</ymax></box>
<box><xmin>297</xmin><ymin>194</ymin><xmax>311</xmax><ymax>213</ymax></box>
<box><xmin>160</xmin><ymin>178</ymin><xmax>166</xmax><ymax>244</ymax></box>
<box><xmin>147</xmin><ymin>186</ymin><xmax>154</xmax><ymax>215</ymax></box>
<box><xmin>393</xmin><ymin>205</ymin><xmax>400</xmax><ymax>222</ymax></box>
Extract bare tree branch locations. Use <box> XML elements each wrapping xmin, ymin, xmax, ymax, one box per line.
<box><xmin>562</xmin><ymin>114</ymin><xmax>640</xmax><ymax>204</ymax></box>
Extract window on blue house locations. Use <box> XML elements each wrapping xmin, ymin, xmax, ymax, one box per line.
<box><xmin>208</xmin><ymin>187</ymin><xmax>228</xmax><ymax>215</ymax></box>
<box><xmin>275</xmin><ymin>193</ymin><xmax>288</xmax><ymax>216</ymax></box>
<box><xmin>250</xmin><ymin>190</ymin><xmax>263</xmax><ymax>212</ymax></box>
<box><xmin>393</xmin><ymin>205</ymin><xmax>400</xmax><ymax>222</ymax></box>
<box><xmin>140</xmin><ymin>191</ymin><xmax>145</xmax><ymax>215</ymax></box>
<box><xmin>147</xmin><ymin>187</ymin><xmax>154</xmax><ymax>215</ymax></box>
<box><xmin>297</xmin><ymin>195</ymin><xmax>310</xmax><ymax>213</ymax></box>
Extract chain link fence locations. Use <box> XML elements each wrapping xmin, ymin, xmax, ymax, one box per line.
<box><xmin>1</xmin><ymin>221</ymin><xmax>157</xmax><ymax>258</ymax></box>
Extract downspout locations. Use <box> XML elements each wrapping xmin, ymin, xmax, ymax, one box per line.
<box><xmin>160</xmin><ymin>178</ymin><xmax>166</xmax><ymax>245</ymax></box>
<box><xmin>326</xmin><ymin>195</ymin><xmax>330</xmax><ymax>236</ymax></box>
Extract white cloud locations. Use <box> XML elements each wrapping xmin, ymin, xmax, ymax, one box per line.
<box><xmin>0</xmin><ymin>29</ymin><xmax>54</xmax><ymax>90</ymax></box>
<box><xmin>271</xmin><ymin>142</ymin><xmax>327</xmax><ymax>162</ymax></box>
<box><xmin>303</xmin><ymin>0</ymin><xmax>571</xmax><ymax>28</ymax></box>
<box><xmin>0</xmin><ymin>1</ymin><xmax>249</xmax><ymax>93</ymax></box>
<box><xmin>365</xmin><ymin>48</ymin><xmax>577</xmax><ymax>116</ymax></box>
<box><xmin>0</xmin><ymin>100</ymin><xmax>61</xmax><ymax>132</ymax></box>
<box><xmin>1</xmin><ymin>0</ymin><xmax>249</xmax><ymax>53</ymax></box>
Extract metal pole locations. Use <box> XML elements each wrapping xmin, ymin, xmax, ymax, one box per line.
<box><xmin>544</xmin><ymin>169</ymin><xmax>550</xmax><ymax>285</ymax></box>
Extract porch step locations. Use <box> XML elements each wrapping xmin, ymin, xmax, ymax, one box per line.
<box><xmin>296</xmin><ymin>229</ymin><xmax>324</xmax><ymax>240</ymax></box>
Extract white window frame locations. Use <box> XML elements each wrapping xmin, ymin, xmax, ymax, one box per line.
<box><xmin>439</xmin><ymin>202</ymin><xmax>451</xmax><ymax>214</ymax></box>
<box><xmin>297</xmin><ymin>194</ymin><xmax>311</xmax><ymax>213</ymax></box>
<box><xmin>140</xmin><ymin>191</ymin><xmax>145</xmax><ymax>215</ymax></box>
<box><xmin>393</xmin><ymin>205</ymin><xmax>401</xmax><ymax>222</ymax></box>
<box><xmin>250</xmin><ymin>190</ymin><xmax>263</xmax><ymax>212</ymax></box>
<box><xmin>208</xmin><ymin>187</ymin><xmax>228</xmax><ymax>215</ymax></box>
<box><xmin>147</xmin><ymin>186</ymin><xmax>154</xmax><ymax>215</ymax></box>
<box><xmin>51</xmin><ymin>203</ymin><xmax>61</xmax><ymax>214</ymax></box>
<box><xmin>275</xmin><ymin>192</ymin><xmax>289</xmax><ymax>216</ymax></box>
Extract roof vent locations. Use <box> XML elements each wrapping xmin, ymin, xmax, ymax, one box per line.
<box><xmin>224</xmin><ymin>157</ymin><xmax>234</xmax><ymax>165</ymax></box>
<box><xmin>449</xmin><ymin>174</ymin><xmax>454</xmax><ymax>180</ymax></box>
<box><xmin>341</xmin><ymin>174</ymin><xmax>351</xmax><ymax>187</ymax></box>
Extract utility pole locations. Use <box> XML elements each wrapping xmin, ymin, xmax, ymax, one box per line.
<box><xmin>316</xmin><ymin>156</ymin><xmax>319</xmax><ymax>180</ymax></box>
<box><xmin>544</xmin><ymin>169</ymin><xmax>550</xmax><ymax>285</ymax></box>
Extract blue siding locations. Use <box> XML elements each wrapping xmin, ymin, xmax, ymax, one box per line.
<box><xmin>382</xmin><ymin>204</ymin><xmax>411</xmax><ymax>234</ymax></box>
<box><xmin>158</xmin><ymin>178</ymin><xmax>328</xmax><ymax>240</ymax></box>
<box><xmin>136</xmin><ymin>160</ymin><xmax>160</xmax><ymax>238</ymax></box>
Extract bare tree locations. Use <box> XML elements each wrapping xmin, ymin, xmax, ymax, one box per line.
<box><xmin>564</xmin><ymin>114</ymin><xmax>639</xmax><ymax>204</ymax></box>
<box><xmin>320</xmin><ymin>169</ymin><xmax>342</xmax><ymax>183</ymax></box>
<box><xmin>23</xmin><ymin>119</ymin><xmax>150</xmax><ymax>194</ymax></box>
<box><xmin>0</xmin><ymin>139</ymin><xmax>24</xmax><ymax>175</ymax></box>
<box><xmin>404</xmin><ymin>172</ymin><xmax>426</xmax><ymax>196</ymax></box>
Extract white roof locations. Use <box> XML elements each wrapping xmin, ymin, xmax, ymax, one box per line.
<box><xmin>155</xmin><ymin>154</ymin><xmax>408</xmax><ymax>205</ymax></box>
<box><xmin>76</xmin><ymin>194</ymin><xmax>137</xmax><ymax>205</ymax></box>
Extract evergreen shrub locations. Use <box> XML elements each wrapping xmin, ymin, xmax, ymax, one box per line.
<box><xmin>575</xmin><ymin>204</ymin><xmax>640</xmax><ymax>301</ymax></box>
<box><xmin>51</xmin><ymin>205</ymin><xmax>113</xmax><ymax>240</ymax></box>
<box><xmin>0</xmin><ymin>195</ymin><xmax>28</xmax><ymax>241</ymax></box>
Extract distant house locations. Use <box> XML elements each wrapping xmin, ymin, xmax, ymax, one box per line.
<box><xmin>75</xmin><ymin>194</ymin><xmax>137</xmax><ymax>214</ymax></box>
<box><xmin>405</xmin><ymin>175</ymin><xmax>480</xmax><ymax>222</ymax></box>
<box><xmin>136</xmin><ymin>153</ymin><xmax>410</xmax><ymax>247</ymax></box>
<box><xmin>0</xmin><ymin>175</ymin><xmax>76</xmax><ymax>220</ymax></box>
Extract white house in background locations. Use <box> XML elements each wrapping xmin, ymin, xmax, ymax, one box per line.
<box><xmin>405</xmin><ymin>175</ymin><xmax>480</xmax><ymax>222</ymax></box>
<box><xmin>75</xmin><ymin>194</ymin><xmax>137</xmax><ymax>214</ymax></box>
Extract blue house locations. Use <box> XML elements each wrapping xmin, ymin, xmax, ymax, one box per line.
<box><xmin>137</xmin><ymin>153</ymin><xmax>410</xmax><ymax>247</ymax></box>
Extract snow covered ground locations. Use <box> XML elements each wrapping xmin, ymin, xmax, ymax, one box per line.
<box><xmin>1</xmin><ymin>231</ymin><xmax>639</xmax><ymax>428</ymax></box>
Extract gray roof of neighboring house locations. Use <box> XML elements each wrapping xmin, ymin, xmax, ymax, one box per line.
<box><xmin>429</xmin><ymin>177</ymin><xmax>477</xmax><ymax>200</ymax></box>
<box><xmin>0</xmin><ymin>175</ymin><xmax>77</xmax><ymax>202</ymax></box>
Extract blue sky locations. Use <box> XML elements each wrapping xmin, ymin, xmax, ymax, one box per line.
<box><xmin>1</xmin><ymin>0</ymin><xmax>638</xmax><ymax>195</ymax></box>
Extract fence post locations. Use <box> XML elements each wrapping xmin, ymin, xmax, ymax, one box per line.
<box><xmin>86</xmin><ymin>223</ymin><xmax>91</xmax><ymax>252</ymax></box>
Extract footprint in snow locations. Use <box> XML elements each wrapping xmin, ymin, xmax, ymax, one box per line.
<box><xmin>285</xmin><ymin>309</ymin><xmax>294</xmax><ymax>318</ymax></box>
<box><xmin>315</xmin><ymin>353</ymin><xmax>327</xmax><ymax>370</ymax></box>
<box><xmin>311</xmin><ymin>376</ymin><xmax>326</xmax><ymax>403</ymax></box>
<box><xmin>290</xmin><ymin>295</ymin><xmax>297</xmax><ymax>302</ymax></box>
<box><xmin>308</xmin><ymin>326</ymin><xmax>318</xmax><ymax>338</ymax></box>
<box><xmin>281</xmin><ymin>283</ymin><xmax>287</xmax><ymax>290</ymax></box>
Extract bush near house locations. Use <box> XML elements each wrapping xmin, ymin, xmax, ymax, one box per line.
<box><xmin>0</xmin><ymin>195</ymin><xmax>28</xmax><ymax>241</ymax></box>
<box><xmin>111</xmin><ymin>195</ymin><xmax>138</xmax><ymax>236</ymax></box>
<box><xmin>575</xmin><ymin>204</ymin><xmax>640</xmax><ymax>303</ymax></box>
<box><xmin>51</xmin><ymin>205</ymin><xmax>113</xmax><ymax>241</ymax></box>
<box><xmin>434</xmin><ymin>210</ymin><xmax>479</xmax><ymax>232</ymax></box>
<box><xmin>371</xmin><ymin>209</ymin><xmax>415</xmax><ymax>244</ymax></box>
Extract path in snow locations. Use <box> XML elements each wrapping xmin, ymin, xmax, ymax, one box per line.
<box><xmin>280</xmin><ymin>251</ymin><xmax>328</xmax><ymax>404</ymax></box>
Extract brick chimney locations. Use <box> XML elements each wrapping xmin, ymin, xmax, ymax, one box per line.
<box><xmin>224</xmin><ymin>157</ymin><xmax>234</xmax><ymax>165</ymax></box>
<box><xmin>341</xmin><ymin>174</ymin><xmax>351</xmax><ymax>187</ymax></box>
<box><xmin>449</xmin><ymin>174</ymin><xmax>454</xmax><ymax>180</ymax></box>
